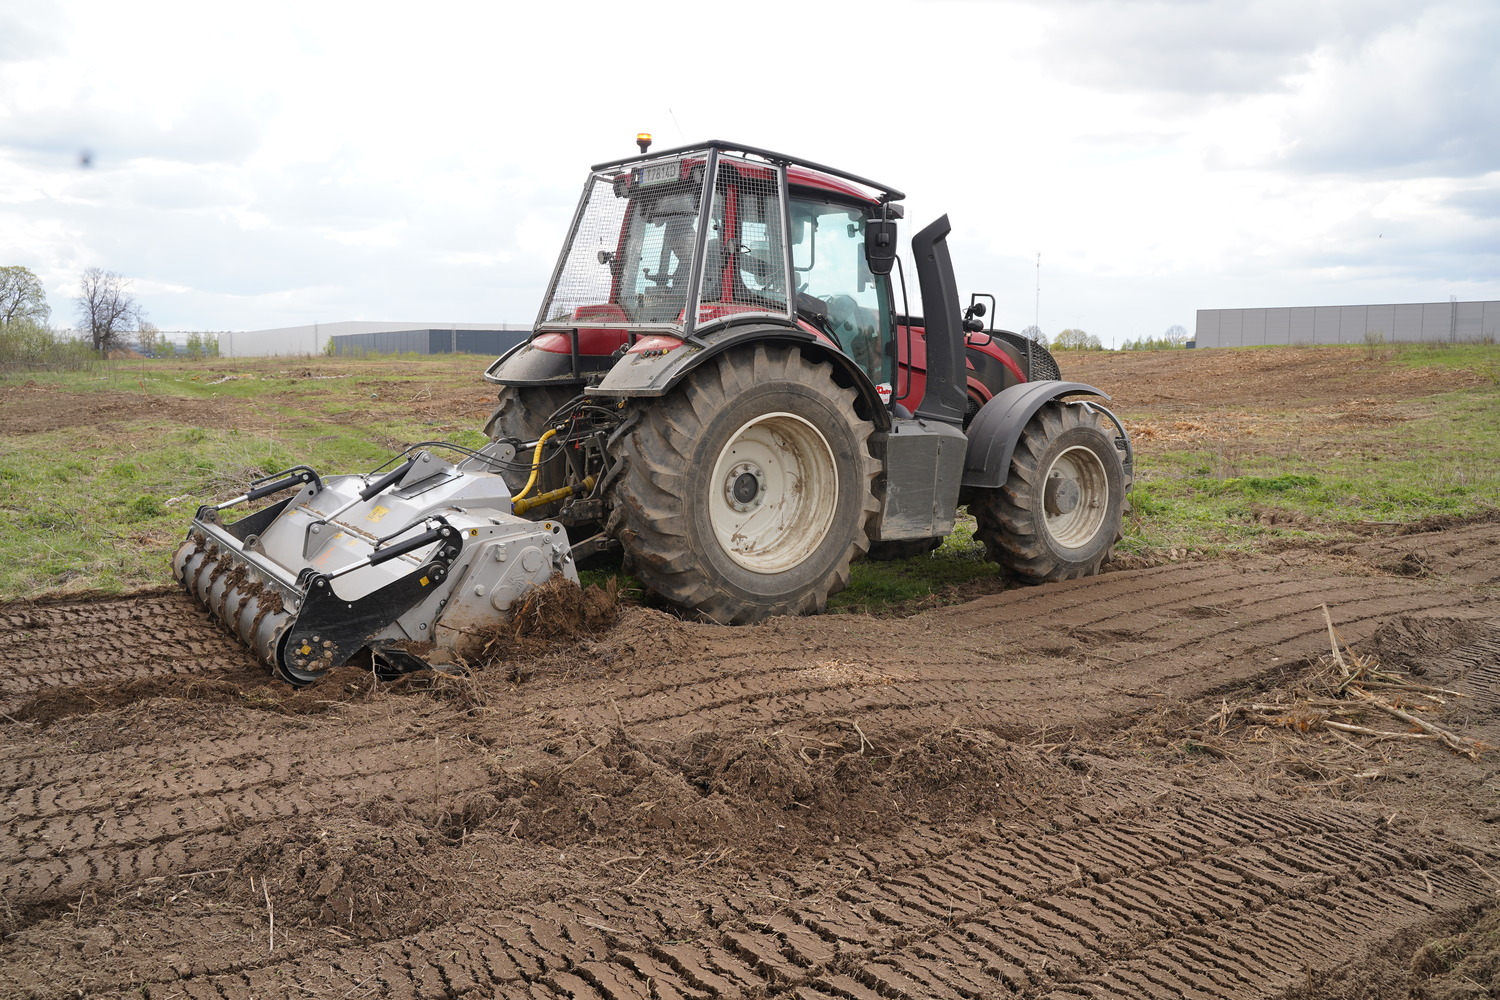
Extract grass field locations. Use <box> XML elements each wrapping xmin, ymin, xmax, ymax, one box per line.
<box><xmin>1</xmin><ymin>344</ymin><xmax>1497</xmax><ymax>609</ymax></box>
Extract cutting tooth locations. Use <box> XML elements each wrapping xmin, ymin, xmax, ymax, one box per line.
<box><xmin>223</xmin><ymin>585</ymin><xmax>249</xmax><ymax>639</ymax></box>
<box><xmin>254</xmin><ymin>611</ymin><xmax>292</xmax><ymax>669</ymax></box>
<box><xmin>190</xmin><ymin>546</ymin><xmax>220</xmax><ymax>604</ymax></box>
<box><xmin>171</xmin><ymin>538</ymin><xmax>199</xmax><ymax>585</ymax></box>
<box><xmin>179</xmin><ymin>548</ymin><xmax>209</xmax><ymax>604</ymax></box>
<box><xmin>206</xmin><ymin>566</ymin><xmax>233</xmax><ymax>623</ymax></box>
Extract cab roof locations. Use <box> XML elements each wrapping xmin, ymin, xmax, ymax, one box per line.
<box><xmin>592</xmin><ymin>140</ymin><xmax>904</xmax><ymax>206</ymax></box>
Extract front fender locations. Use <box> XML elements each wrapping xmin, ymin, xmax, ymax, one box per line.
<box><xmin>962</xmin><ymin>381</ymin><xmax>1115</xmax><ymax>489</ymax></box>
<box><xmin>482</xmin><ymin>336</ymin><xmax>616</xmax><ymax>387</ymax></box>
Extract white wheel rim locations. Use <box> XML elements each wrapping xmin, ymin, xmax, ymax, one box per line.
<box><xmin>709</xmin><ymin>411</ymin><xmax>839</xmax><ymax>574</ymax></box>
<box><xmin>1042</xmin><ymin>444</ymin><xmax>1109</xmax><ymax>548</ymax></box>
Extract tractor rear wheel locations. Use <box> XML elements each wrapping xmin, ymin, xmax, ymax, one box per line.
<box><xmin>973</xmin><ymin>401</ymin><xmax>1125</xmax><ymax>582</ymax></box>
<box><xmin>608</xmin><ymin>345</ymin><xmax>879</xmax><ymax>623</ymax></box>
<box><xmin>483</xmin><ymin>385</ymin><xmax>577</xmax><ymax>513</ymax></box>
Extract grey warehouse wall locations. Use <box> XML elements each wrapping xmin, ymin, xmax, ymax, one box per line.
<box><xmin>330</xmin><ymin>329</ymin><xmax>528</xmax><ymax>356</ymax></box>
<box><xmin>1196</xmin><ymin>300</ymin><xmax>1500</xmax><ymax>348</ymax></box>
<box><xmin>220</xmin><ymin>321</ymin><xmax>530</xmax><ymax>357</ymax></box>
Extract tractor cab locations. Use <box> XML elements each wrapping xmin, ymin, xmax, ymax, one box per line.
<box><xmin>511</xmin><ymin>141</ymin><xmax>901</xmax><ymax>390</ymax></box>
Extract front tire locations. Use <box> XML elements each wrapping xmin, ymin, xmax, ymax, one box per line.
<box><xmin>974</xmin><ymin>401</ymin><xmax>1125</xmax><ymax>582</ymax></box>
<box><xmin>607</xmin><ymin>345</ymin><xmax>879</xmax><ymax>623</ymax></box>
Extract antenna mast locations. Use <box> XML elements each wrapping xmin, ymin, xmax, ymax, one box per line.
<box><xmin>1034</xmin><ymin>252</ymin><xmax>1041</xmax><ymax>340</ymax></box>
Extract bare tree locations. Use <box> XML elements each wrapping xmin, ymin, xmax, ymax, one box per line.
<box><xmin>0</xmin><ymin>266</ymin><xmax>51</xmax><ymax>326</ymax></box>
<box><xmin>1164</xmin><ymin>324</ymin><xmax>1190</xmax><ymax>345</ymax></box>
<box><xmin>75</xmin><ymin>267</ymin><xmax>143</xmax><ymax>352</ymax></box>
<box><xmin>136</xmin><ymin>320</ymin><xmax>161</xmax><ymax>356</ymax></box>
<box><xmin>1019</xmin><ymin>324</ymin><xmax>1046</xmax><ymax>344</ymax></box>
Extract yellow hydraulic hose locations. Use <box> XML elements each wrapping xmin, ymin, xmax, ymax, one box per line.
<box><xmin>511</xmin><ymin>428</ymin><xmax>557</xmax><ymax>502</ymax></box>
<box><xmin>512</xmin><ymin>475</ymin><xmax>596</xmax><ymax>517</ymax></box>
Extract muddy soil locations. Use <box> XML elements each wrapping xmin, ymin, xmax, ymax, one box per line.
<box><xmin>3</xmin><ymin>526</ymin><xmax>1499</xmax><ymax>998</ymax></box>
<box><xmin>3</xmin><ymin>349</ymin><xmax>1499</xmax><ymax>999</ymax></box>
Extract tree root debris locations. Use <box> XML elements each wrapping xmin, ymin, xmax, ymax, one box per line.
<box><xmin>1202</xmin><ymin>604</ymin><xmax>1490</xmax><ymax>761</ymax></box>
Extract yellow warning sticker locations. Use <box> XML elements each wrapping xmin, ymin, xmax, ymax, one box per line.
<box><xmin>366</xmin><ymin>505</ymin><xmax>390</xmax><ymax>523</ymax></box>
<box><xmin>419</xmin><ymin>576</ymin><xmax>430</xmax><ymax>587</ymax></box>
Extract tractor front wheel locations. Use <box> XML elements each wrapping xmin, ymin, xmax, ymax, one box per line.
<box><xmin>973</xmin><ymin>401</ymin><xmax>1125</xmax><ymax>582</ymax></box>
<box><xmin>608</xmin><ymin>345</ymin><xmax>878</xmax><ymax>623</ymax></box>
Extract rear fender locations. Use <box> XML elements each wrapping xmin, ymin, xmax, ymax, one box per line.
<box><xmin>589</xmin><ymin>323</ymin><xmax>891</xmax><ymax>430</ymax></box>
<box><xmin>962</xmin><ymin>381</ymin><xmax>1129</xmax><ymax>489</ymax></box>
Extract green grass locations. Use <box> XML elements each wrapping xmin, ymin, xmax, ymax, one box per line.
<box><xmin>1117</xmin><ymin>387</ymin><xmax>1500</xmax><ymax>557</ymax></box>
<box><xmin>1385</xmin><ymin>341</ymin><xmax>1500</xmax><ymax>372</ymax></box>
<box><xmin>0</xmin><ymin>422</ymin><xmax>396</xmax><ymax>597</ymax></box>
<box><xmin>0</xmin><ymin>355</ymin><xmax>495</xmax><ymax>598</ymax></box>
<box><xmin>830</xmin><ymin>517</ymin><xmax>1000</xmax><ymax>614</ymax></box>
<box><xmin>3</xmin><ymin>347</ymin><xmax>1498</xmax><ymax>608</ymax></box>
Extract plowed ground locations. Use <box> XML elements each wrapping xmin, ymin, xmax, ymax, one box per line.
<box><xmin>4</xmin><ymin>351</ymin><xmax>1500</xmax><ymax>999</ymax></box>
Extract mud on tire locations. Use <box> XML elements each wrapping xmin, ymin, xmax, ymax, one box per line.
<box><xmin>607</xmin><ymin>344</ymin><xmax>879</xmax><ymax>623</ymax></box>
<box><xmin>973</xmin><ymin>400</ymin><xmax>1126</xmax><ymax>582</ymax></box>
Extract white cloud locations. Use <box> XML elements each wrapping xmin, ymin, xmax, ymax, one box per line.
<box><xmin>0</xmin><ymin>0</ymin><xmax>1495</xmax><ymax>345</ymax></box>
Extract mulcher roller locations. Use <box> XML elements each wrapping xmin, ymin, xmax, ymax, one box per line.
<box><xmin>174</xmin><ymin>534</ymin><xmax>293</xmax><ymax>667</ymax></box>
<box><xmin>174</xmin><ymin>448</ymin><xmax>576</xmax><ymax>685</ymax></box>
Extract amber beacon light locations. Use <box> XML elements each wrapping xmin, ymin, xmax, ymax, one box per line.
<box><xmin>636</xmin><ymin>133</ymin><xmax>652</xmax><ymax>154</ymax></box>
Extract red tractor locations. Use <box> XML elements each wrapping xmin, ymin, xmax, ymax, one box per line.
<box><xmin>174</xmin><ymin>138</ymin><xmax>1133</xmax><ymax>682</ymax></box>
<box><xmin>480</xmin><ymin>138</ymin><xmax>1132</xmax><ymax>623</ymax></box>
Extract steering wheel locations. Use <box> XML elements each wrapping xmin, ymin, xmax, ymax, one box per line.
<box><xmin>737</xmin><ymin>246</ymin><xmax>783</xmax><ymax>292</ymax></box>
<box><xmin>825</xmin><ymin>295</ymin><xmax>860</xmax><ymax>335</ymax></box>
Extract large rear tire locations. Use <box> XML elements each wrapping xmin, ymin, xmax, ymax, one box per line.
<box><xmin>482</xmin><ymin>385</ymin><xmax>577</xmax><ymax>514</ymax></box>
<box><xmin>973</xmin><ymin>401</ymin><xmax>1125</xmax><ymax>582</ymax></box>
<box><xmin>607</xmin><ymin>345</ymin><xmax>879</xmax><ymax>623</ymax></box>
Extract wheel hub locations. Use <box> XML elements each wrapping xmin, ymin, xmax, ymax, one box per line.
<box><xmin>1044</xmin><ymin>475</ymin><xmax>1081</xmax><ymax>515</ymax></box>
<box><xmin>1041</xmin><ymin>444</ymin><xmax>1110</xmax><ymax>549</ymax></box>
<box><xmin>708</xmin><ymin>411</ymin><xmax>839</xmax><ymax>574</ymax></box>
<box><xmin>726</xmin><ymin>462</ymin><xmax>766</xmax><ymax>512</ymax></box>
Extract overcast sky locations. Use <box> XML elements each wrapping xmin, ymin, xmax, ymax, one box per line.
<box><xmin>2</xmin><ymin>0</ymin><xmax>1496</xmax><ymax>346</ymax></box>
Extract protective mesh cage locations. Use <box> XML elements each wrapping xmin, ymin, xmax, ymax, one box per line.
<box><xmin>696</xmin><ymin>155</ymin><xmax>791</xmax><ymax>327</ymax></box>
<box><xmin>537</xmin><ymin>172</ymin><xmax>635</xmax><ymax>329</ymax></box>
<box><xmin>537</xmin><ymin>149</ymin><xmax>794</xmax><ymax>335</ymax></box>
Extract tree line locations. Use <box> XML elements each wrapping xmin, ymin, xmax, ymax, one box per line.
<box><xmin>1020</xmin><ymin>324</ymin><xmax>1192</xmax><ymax>351</ymax></box>
<box><xmin>0</xmin><ymin>265</ymin><xmax>218</xmax><ymax>363</ymax></box>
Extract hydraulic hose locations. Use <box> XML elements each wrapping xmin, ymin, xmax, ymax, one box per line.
<box><xmin>511</xmin><ymin>428</ymin><xmax>557</xmax><ymax>502</ymax></box>
<box><xmin>512</xmin><ymin>475</ymin><xmax>596</xmax><ymax>517</ymax></box>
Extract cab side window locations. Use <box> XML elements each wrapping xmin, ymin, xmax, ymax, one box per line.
<box><xmin>789</xmin><ymin>199</ymin><xmax>893</xmax><ymax>385</ymax></box>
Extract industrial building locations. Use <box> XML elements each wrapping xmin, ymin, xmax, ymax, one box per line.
<box><xmin>1195</xmin><ymin>299</ymin><xmax>1500</xmax><ymax>348</ymax></box>
<box><xmin>215</xmin><ymin>320</ymin><xmax>529</xmax><ymax>358</ymax></box>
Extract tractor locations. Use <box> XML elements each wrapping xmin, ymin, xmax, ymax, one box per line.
<box><xmin>174</xmin><ymin>138</ymin><xmax>1131</xmax><ymax>682</ymax></box>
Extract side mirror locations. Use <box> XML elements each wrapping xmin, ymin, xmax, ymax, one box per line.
<box><xmin>865</xmin><ymin>218</ymin><xmax>898</xmax><ymax>276</ymax></box>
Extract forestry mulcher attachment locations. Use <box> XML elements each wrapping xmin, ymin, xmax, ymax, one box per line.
<box><xmin>177</xmin><ymin>137</ymin><xmax>1132</xmax><ymax>682</ymax></box>
<box><xmin>173</xmin><ymin>448</ymin><xmax>576</xmax><ymax>684</ymax></box>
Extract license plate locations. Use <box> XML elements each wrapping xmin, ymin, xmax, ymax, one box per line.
<box><xmin>634</xmin><ymin>161</ymin><xmax>679</xmax><ymax>186</ymax></box>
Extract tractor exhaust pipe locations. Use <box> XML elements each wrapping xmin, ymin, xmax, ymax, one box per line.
<box><xmin>910</xmin><ymin>215</ymin><xmax>967</xmax><ymax>426</ymax></box>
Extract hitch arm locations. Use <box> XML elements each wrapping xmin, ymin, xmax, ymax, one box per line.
<box><xmin>216</xmin><ymin>467</ymin><xmax>322</xmax><ymax>511</ymax></box>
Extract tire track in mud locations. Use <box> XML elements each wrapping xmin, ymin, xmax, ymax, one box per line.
<box><xmin>4</xmin><ymin>537</ymin><xmax>1500</xmax><ymax>997</ymax></box>
<box><xmin>0</xmin><ymin>591</ymin><xmax>255</xmax><ymax>710</ymax></box>
<box><xmin>25</xmin><ymin>784</ymin><xmax>1495</xmax><ymax>1000</ymax></box>
<box><xmin>0</xmin><ymin>556</ymin><xmax>1477</xmax><ymax>725</ymax></box>
<box><xmin>0</xmin><ymin>730</ymin><xmax>497</xmax><ymax>908</ymax></box>
<box><xmin>1352</xmin><ymin>519</ymin><xmax>1500</xmax><ymax>586</ymax></box>
<box><xmin>542</xmin><ymin>561</ymin><xmax>1484</xmax><ymax>739</ymax></box>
